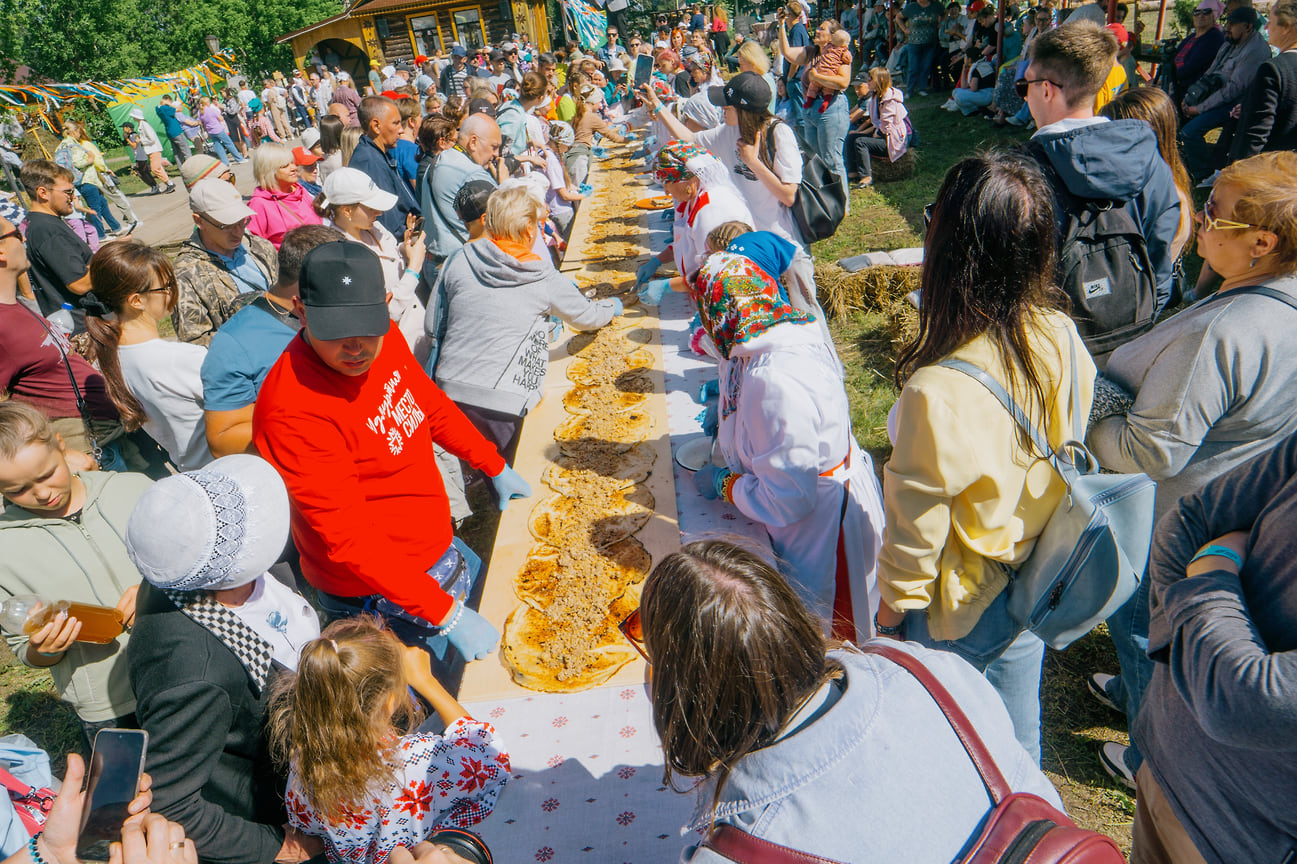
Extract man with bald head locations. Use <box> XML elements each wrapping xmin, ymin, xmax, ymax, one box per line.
<box><xmin>421</xmin><ymin>114</ymin><xmax>508</xmax><ymax>272</ymax></box>
<box><xmin>348</xmin><ymin>95</ymin><xmax>420</xmax><ymax>236</ymax></box>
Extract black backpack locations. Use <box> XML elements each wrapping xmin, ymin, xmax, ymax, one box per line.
<box><xmin>764</xmin><ymin>120</ymin><xmax>847</xmax><ymax>245</ymax></box>
<box><xmin>1029</xmin><ymin>143</ymin><xmax>1157</xmax><ymax>357</ymax></box>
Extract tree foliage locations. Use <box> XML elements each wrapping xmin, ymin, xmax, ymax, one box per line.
<box><xmin>0</xmin><ymin>0</ymin><xmax>343</xmax><ymax>84</ymax></box>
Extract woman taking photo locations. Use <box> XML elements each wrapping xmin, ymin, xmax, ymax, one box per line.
<box><xmin>685</xmin><ymin>247</ymin><xmax>884</xmax><ymax>637</ymax></box>
<box><xmin>640</xmin><ymin>73</ymin><xmax>830</xmax><ymax>336</ymax></box>
<box><xmin>316</xmin><ymin>168</ymin><xmax>428</xmax><ymax>361</ymax></box>
<box><xmin>777</xmin><ymin>16</ymin><xmax>852</xmax><ymax>188</ymax></box>
<box><xmin>845</xmin><ymin>66</ymin><xmax>910</xmax><ymax>189</ymax></box>
<box><xmin>85</xmin><ymin>242</ymin><xmax>212</xmax><ymax>472</ymax></box>
<box><xmin>1082</xmin><ymin>151</ymin><xmax>1297</xmax><ymax>787</ymax></box>
<box><xmin>875</xmin><ymin>151</ymin><xmax>1096</xmax><ymax>764</ymax></box>
<box><xmin>248</xmin><ymin>142</ymin><xmax>323</xmax><ymax>249</ymax></box>
<box><xmin>637</xmin><ymin>540</ymin><xmax>1061</xmax><ymax>862</ymax></box>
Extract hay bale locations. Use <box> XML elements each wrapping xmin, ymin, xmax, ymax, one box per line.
<box><xmin>885</xmin><ymin>299</ymin><xmax>919</xmax><ymax>354</ymax></box>
<box><xmin>815</xmin><ymin>261</ymin><xmax>921</xmax><ymax>320</ymax></box>
<box><xmin>873</xmin><ymin>149</ymin><xmax>917</xmax><ymax>183</ymax></box>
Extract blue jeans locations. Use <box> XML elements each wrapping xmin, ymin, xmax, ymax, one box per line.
<box><xmin>906</xmin><ymin>41</ymin><xmax>938</xmax><ymax>95</ymax></box>
<box><xmin>293</xmin><ymin>105</ymin><xmax>312</xmax><ymax>128</ymax></box>
<box><xmin>785</xmin><ymin>76</ymin><xmax>807</xmax><ymax>145</ymax></box>
<box><xmin>804</xmin><ymin>93</ymin><xmax>849</xmax><ymax>197</ymax></box>
<box><xmin>952</xmin><ymin>87</ymin><xmax>993</xmax><ymax>114</ymax></box>
<box><xmin>206</xmin><ymin>131</ymin><xmax>240</xmax><ymax>164</ymax></box>
<box><xmin>1179</xmin><ymin>104</ymin><xmax>1232</xmax><ymax>180</ymax></box>
<box><xmin>78</xmin><ymin>183</ymin><xmax>119</xmax><ymax>234</ymax></box>
<box><xmin>1103</xmin><ymin>573</ymin><xmax>1151</xmax><ymax>773</ymax></box>
<box><xmin>905</xmin><ymin>590</ymin><xmax>1046</xmax><ymax>764</ymax></box>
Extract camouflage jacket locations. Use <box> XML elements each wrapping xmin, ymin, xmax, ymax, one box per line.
<box><xmin>172</xmin><ymin>233</ymin><xmax>278</xmax><ymax>346</ymax></box>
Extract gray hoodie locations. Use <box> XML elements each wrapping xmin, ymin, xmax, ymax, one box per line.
<box><xmin>1087</xmin><ymin>275</ymin><xmax>1297</xmax><ymax>522</ymax></box>
<box><xmin>428</xmin><ymin>239</ymin><xmax>618</xmax><ymax>416</ymax></box>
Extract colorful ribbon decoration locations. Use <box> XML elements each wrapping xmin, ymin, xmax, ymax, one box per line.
<box><xmin>0</xmin><ymin>51</ymin><xmax>238</xmax><ymax>110</ymax></box>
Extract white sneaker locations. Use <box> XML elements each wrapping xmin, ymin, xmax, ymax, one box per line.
<box><xmin>1006</xmin><ymin>114</ymin><xmax>1027</xmax><ymax>127</ymax></box>
<box><xmin>1086</xmin><ymin>672</ymin><xmax>1123</xmax><ymax>713</ymax></box>
<box><xmin>941</xmin><ymin>99</ymin><xmax>958</xmax><ymax>111</ymax></box>
<box><xmin>1098</xmin><ymin>742</ymin><xmax>1137</xmax><ymax>791</ymax></box>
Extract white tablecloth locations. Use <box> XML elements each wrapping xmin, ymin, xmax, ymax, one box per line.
<box><xmin>463</xmin><ymin>243</ymin><xmax>770</xmax><ymax>861</ymax></box>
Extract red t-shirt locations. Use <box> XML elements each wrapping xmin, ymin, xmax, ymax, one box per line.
<box><xmin>252</xmin><ymin>322</ymin><xmax>505</xmax><ymax>624</ymax></box>
<box><xmin>0</xmin><ymin>301</ymin><xmax>119</xmax><ymax>421</ymax></box>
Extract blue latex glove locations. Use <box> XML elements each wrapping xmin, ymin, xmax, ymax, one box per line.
<box><xmin>701</xmin><ymin>402</ymin><xmax>719</xmax><ymax>437</ymax></box>
<box><xmin>624</xmin><ymin>131</ymin><xmax>639</xmax><ymax>141</ymax></box>
<box><xmin>592</xmin><ymin>146</ymin><xmax>608</xmax><ymax>158</ymax></box>
<box><xmin>489</xmin><ymin>464</ymin><xmax>532</xmax><ymax>510</ymax></box>
<box><xmin>689</xmin><ymin>311</ymin><xmax>703</xmax><ymax>331</ymax></box>
<box><xmin>636</xmin><ymin>258</ymin><xmax>662</xmax><ymax>284</ymax></box>
<box><xmin>609</xmin><ymin>297</ymin><xmax>624</xmax><ymax>317</ymax></box>
<box><xmin>638</xmin><ymin>278</ymin><xmax>671</xmax><ymax>306</ymax></box>
<box><xmin>440</xmin><ymin>599</ymin><xmax>499</xmax><ymax>661</ymax></box>
<box><xmin>694</xmin><ymin>463</ymin><xmax>731</xmax><ymax>500</ymax></box>
<box><xmin>660</xmin><ymin>210</ymin><xmax>673</xmax><ymax>222</ymax></box>
<box><xmin>698</xmin><ymin>378</ymin><xmax>720</xmax><ymax>402</ymax></box>
<box><xmin>578</xmin><ymin>183</ymin><xmax>594</xmax><ymax>195</ymax></box>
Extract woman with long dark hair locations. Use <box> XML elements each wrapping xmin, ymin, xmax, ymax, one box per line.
<box><xmin>640</xmin><ymin>71</ymin><xmax>830</xmax><ymax>334</ymax></box>
<box><xmin>317</xmin><ymin>114</ymin><xmax>345</xmax><ymax>182</ymax></box>
<box><xmin>85</xmin><ymin>242</ymin><xmax>212</xmax><ymax>470</ymax></box>
<box><xmin>874</xmin><ymin>151</ymin><xmax>1096</xmax><ymax>764</ymax></box>
<box><xmin>635</xmin><ymin>540</ymin><xmax>1061</xmax><ymax>861</ymax></box>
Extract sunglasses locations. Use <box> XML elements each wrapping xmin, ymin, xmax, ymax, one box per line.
<box><xmin>1014</xmin><ymin>76</ymin><xmax>1059</xmax><ymax>98</ymax></box>
<box><xmin>199</xmin><ymin>213</ymin><xmax>251</xmax><ymax>231</ymax></box>
<box><xmin>618</xmin><ymin>607</ymin><xmax>649</xmax><ymax>663</ymax></box>
<box><xmin>0</xmin><ymin>226</ymin><xmax>23</xmax><ymax>242</ymax></box>
<box><xmin>1200</xmin><ymin>196</ymin><xmax>1258</xmax><ymax>232</ymax></box>
<box><xmin>1192</xmin><ymin>8</ymin><xmax>1214</xmax><ymax>13</ymax></box>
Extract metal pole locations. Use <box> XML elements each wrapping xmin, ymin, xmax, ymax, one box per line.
<box><xmin>996</xmin><ymin>0</ymin><xmax>1004</xmax><ymax>68</ymax></box>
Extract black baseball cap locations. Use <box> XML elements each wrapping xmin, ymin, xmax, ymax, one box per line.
<box><xmin>297</xmin><ymin>241</ymin><xmax>390</xmax><ymax>340</ymax></box>
<box><xmin>708</xmin><ymin>71</ymin><xmax>772</xmax><ymax>111</ymax></box>
<box><xmin>454</xmin><ymin>179</ymin><xmax>496</xmax><ymax>224</ymax></box>
<box><xmin>467</xmin><ymin>98</ymin><xmax>496</xmax><ymax>117</ymax></box>
<box><xmin>1225</xmin><ymin>6</ymin><xmax>1257</xmax><ymax>24</ymax></box>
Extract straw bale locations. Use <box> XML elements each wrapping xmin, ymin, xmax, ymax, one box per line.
<box><xmin>815</xmin><ymin>261</ymin><xmax>921</xmax><ymax>320</ymax></box>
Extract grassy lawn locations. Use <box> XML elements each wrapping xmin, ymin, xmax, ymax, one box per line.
<box><xmin>1</xmin><ymin>96</ymin><xmax>1142</xmax><ymax>850</ymax></box>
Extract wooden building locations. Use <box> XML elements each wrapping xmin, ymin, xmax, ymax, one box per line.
<box><xmin>278</xmin><ymin>0</ymin><xmax>554</xmax><ymax>80</ymax></box>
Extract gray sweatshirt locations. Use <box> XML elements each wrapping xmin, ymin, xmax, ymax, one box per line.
<box><xmin>1087</xmin><ymin>275</ymin><xmax>1297</xmax><ymax>522</ymax></box>
<box><xmin>1134</xmin><ymin>430</ymin><xmax>1297</xmax><ymax>864</ymax></box>
<box><xmin>428</xmin><ymin>239</ymin><xmax>617</xmax><ymax>416</ymax></box>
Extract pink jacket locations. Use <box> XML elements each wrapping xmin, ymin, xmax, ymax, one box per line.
<box><xmin>869</xmin><ymin>87</ymin><xmax>911</xmax><ymax>164</ymax></box>
<box><xmin>247</xmin><ymin>184</ymin><xmax>322</xmax><ymax>249</ymax></box>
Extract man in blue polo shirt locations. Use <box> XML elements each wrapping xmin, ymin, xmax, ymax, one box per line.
<box><xmin>201</xmin><ymin>225</ymin><xmax>341</xmax><ymax>458</ymax></box>
<box><xmin>155</xmin><ymin>94</ymin><xmax>201</xmax><ymax>164</ymax></box>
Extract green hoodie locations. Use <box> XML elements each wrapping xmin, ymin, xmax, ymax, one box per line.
<box><xmin>0</xmin><ymin>470</ymin><xmax>152</xmax><ymax>723</ymax></box>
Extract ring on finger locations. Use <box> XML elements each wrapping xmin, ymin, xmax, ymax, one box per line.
<box><xmin>169</xmin><ymin>842</ymin><xmax>187</xmax><ymax>850</ymax></box>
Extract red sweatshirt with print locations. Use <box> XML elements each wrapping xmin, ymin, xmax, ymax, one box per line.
<box><xmin>252</xmin><ymin>322</ymin><xmax>505</xmax><ymax>624</ymax></box>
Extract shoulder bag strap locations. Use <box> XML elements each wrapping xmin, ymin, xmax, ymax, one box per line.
<box><xmin>20</xmin><ymin>304</ymin><xmax>102</xmax><ymax>463</ymax></box>
<box><xmin>1197</xmin><ymin>283</ymin><xmax>1297</xmax><ymax>314</ymax></box>
<box><xmin>702</xmin><ymin>823</ymin><xmax>848</xmax><ymax>864</ymax></box>
<box><xmin>857</xmin><ymin>642</ymin><xmax>1013</xmax><ymax>803</ymax></box>
<box><xmin>935</xmin><ymin>357</ymin><xmax>1079</xmax><ymax>484</ymax></box>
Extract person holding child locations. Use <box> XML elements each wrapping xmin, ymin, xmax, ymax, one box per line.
<box><xmin>271</xmin><ymin>617</ymin><xmax>509</xmax><ymax>864</ymax></box>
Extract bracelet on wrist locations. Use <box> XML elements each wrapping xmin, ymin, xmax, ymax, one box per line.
<box><xmin>1190</xmin><ymin>544</ymin><xmax>1244</xmax><ymax>570</ymax></box>
<box><xmin>29</xmin><ymin>833</ymin><xmax>48</xmax><ymax>864</ymax></box>
<box><xmin>404</xmin><ymin>267</ymin><xmax>418</xmax><ymax>279</ymax></box>
<box><xmin>438</xmin><ymin>601</ymin><xmax>465</xmax><ymax>636</ymax></box>
<box><xmin>873</xmin><ymin>613</ymin><xmax>903</xmax><ymax>637</ymax></box>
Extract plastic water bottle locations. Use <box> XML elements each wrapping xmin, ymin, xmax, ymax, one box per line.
<box><xmin>46</xmin><ymin>303</ymin><xmax>75</xmax><ymax>337</ymax></box>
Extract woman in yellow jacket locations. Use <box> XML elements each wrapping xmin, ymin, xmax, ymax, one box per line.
<box><xmin>874</xmin><ymin>151</ymin><xmax>1096</xmax><ymax>764</ymax></box>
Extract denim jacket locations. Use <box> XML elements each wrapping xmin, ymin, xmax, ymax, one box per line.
<box><xmin>679</xmin><ymin>643</ymin><xmax>1062</xmax><ymax>864</ymax></box>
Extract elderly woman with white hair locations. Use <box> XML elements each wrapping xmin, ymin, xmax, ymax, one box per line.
<box><xmin>126</xmin><ymin>454</ymin><xmax>322</xmax><ymax>864</ymax></box>
<box><xmin>247</xmin><ymin>142</ymin><xmax>323</xmax><ymax>249</ymax></box>
<box><xmin>636</xmin><ymin>140</ymin><xmax>755</xmax><ymax>304</ymax></box>
<box><xmin>428</xmin><ymin>184</ymin><xmax>622</xmax><ymax>460</ymax></box>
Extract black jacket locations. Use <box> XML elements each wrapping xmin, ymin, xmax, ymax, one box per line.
<box><xmin>1231</xmin><ymin>51</ymin><xmax>1297</xmax><ymax>161</ymax></box>
<box><xmin>347</xmin><ymin>135</ymin><xmax>420</xmax><ymax>237</ymax></box>
<box><xmin>128</xmin><ymin>583</ymin><xmax>286</xmax><ymax>864</ymax></box>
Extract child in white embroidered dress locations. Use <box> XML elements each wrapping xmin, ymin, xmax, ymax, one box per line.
<box><xmin>271</xmin><ymin>616</ymin><xmax>509</xmax><ymax>864</ymax></box>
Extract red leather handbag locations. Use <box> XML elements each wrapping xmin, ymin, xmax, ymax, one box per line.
<box><xmin>701</xmin><ymin>643</ymin><xmax>1127</xmax><ymax>864</ymax></box>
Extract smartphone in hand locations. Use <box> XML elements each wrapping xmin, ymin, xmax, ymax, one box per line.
<box><xmin>76</xmin><ymin>729</ymin><xmax>148</xmax><ymax>862</ymax></box>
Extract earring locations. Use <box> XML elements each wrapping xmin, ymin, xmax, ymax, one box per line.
<box><xmin>1250</xmin><ymin>258</ymin><xmax>1257</xmax><ymax>269</ymax></box>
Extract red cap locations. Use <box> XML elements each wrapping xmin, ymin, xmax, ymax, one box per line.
<box><xmin>415</xmin><ymin>54</ymin><xmax>429</xmax><ymax>64</ymax></box>
<box><xmin>381</xmin><ymin>89</ymin><xmax>411</xmax><ymax>100</ymax></box>
<box><xmin>1105</xmin><ymin>22</ymin><xmax>1130</xmax><ymax>46</ymax></box>
<box><xmin>292</xmin><ymin>146</ymin><xmax>321</xmax><ymax>166</ymax></box>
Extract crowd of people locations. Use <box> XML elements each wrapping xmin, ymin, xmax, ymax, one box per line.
<box><xmin>0</xmin><ymin>1</ymin><xmax>1295</xmax><ymax>862</ymax></box>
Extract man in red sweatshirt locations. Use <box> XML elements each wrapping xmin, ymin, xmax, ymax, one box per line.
<box><xmin>252</xmin><ymin>240</ymin><xmax>530</xmax><ymax>660</ymax></box>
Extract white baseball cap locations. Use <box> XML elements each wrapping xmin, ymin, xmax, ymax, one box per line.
<box><xmin>189</xmin><ymin>177</ymin><xmax>255</xmax><ymax>224</ymax></box>
<box><xmin>321</xmin><ymin>167</ymin><xmax>398</xmax><ymax>211</ymax></box>
<box><xmin>300</xmin><ymin>127</ymin><xmax>321</xmax><ymax>150</ymax></box>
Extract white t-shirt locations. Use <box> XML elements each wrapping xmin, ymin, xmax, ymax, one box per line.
<box><xmin>118</xmin><ymin>339</ymin><xmax>212</xmax><ymax>471</ymax></box>
<box><xmin>695</xmin><ymin>122</ymin><xmax>805</xmax><ymax>250</ymax></box>
<box><xmin>228</xmin><ymin>574</ymin><xmax>320</xmax><ymax>671</ymax></box>
<box><xmin>238</xmin><ymin>88</ymin><xmax>256</xmax><ymax>108</ymax></box>
<box><xmin>543</xmin><ymin>150</ymin><xmax>575</xmax><ymax>224</ymax></box>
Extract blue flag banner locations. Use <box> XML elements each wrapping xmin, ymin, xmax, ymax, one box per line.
<box><xmin>563</xmin><ymin>0</ymin><xmax>608</xmax><ymax>51</ymax></box>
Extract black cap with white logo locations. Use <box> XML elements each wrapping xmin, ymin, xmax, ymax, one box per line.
<box><xmin>707</xmin><ymin>71</ymin><xmax>773</xmax><ymax>111</ymax></box>
<box><xmin>297</xmin><ymin>241</ymin><xmax>390</xmax><ymax>341</ymax></box>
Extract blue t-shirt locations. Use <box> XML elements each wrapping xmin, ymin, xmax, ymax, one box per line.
<box><xmin>155</xmin><ymin>104</ymin><xmax>183</xmax><ymax>138</ymax></box>
<box><xmin>393</xmin><ymin>139</ymin><xmax>419</xmax><ymax>186</ymax></box>
<box><xmin>200</xmin><ymin>301</ymin><xmax>297</xmax><ymax>412</ymax></box>
<box><xmin>782</xmin><ymin>22</ymin><xmax>811</xmax><ymax>82</ymax></box>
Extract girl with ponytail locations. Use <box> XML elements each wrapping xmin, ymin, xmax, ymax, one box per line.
<box><xmin>269</xmin><ymin>617</ymin><xmax>509</xmax><ymax>864</ymax></box>
<box><xmin>86</xmin><ymin>241</ymin><xmax>212</xmax><ymax>470</ymax></box>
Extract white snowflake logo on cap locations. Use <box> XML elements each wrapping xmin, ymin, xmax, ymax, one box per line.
<box><xmin>342</xmin><ymin>276</ymin><xmax>352</xmax><ymax>285</ymax></box>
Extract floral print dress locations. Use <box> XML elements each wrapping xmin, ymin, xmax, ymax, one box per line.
<box><xmin>286</xmin><ymin>718</ymin><xmax>510</xmax><ymax>864</ymax></box>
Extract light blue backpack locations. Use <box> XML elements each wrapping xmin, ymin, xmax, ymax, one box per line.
<box><xmin>938</xmin><ymin>340</ymin><xmax>1155</xmax><ymax>649</ymax></box>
